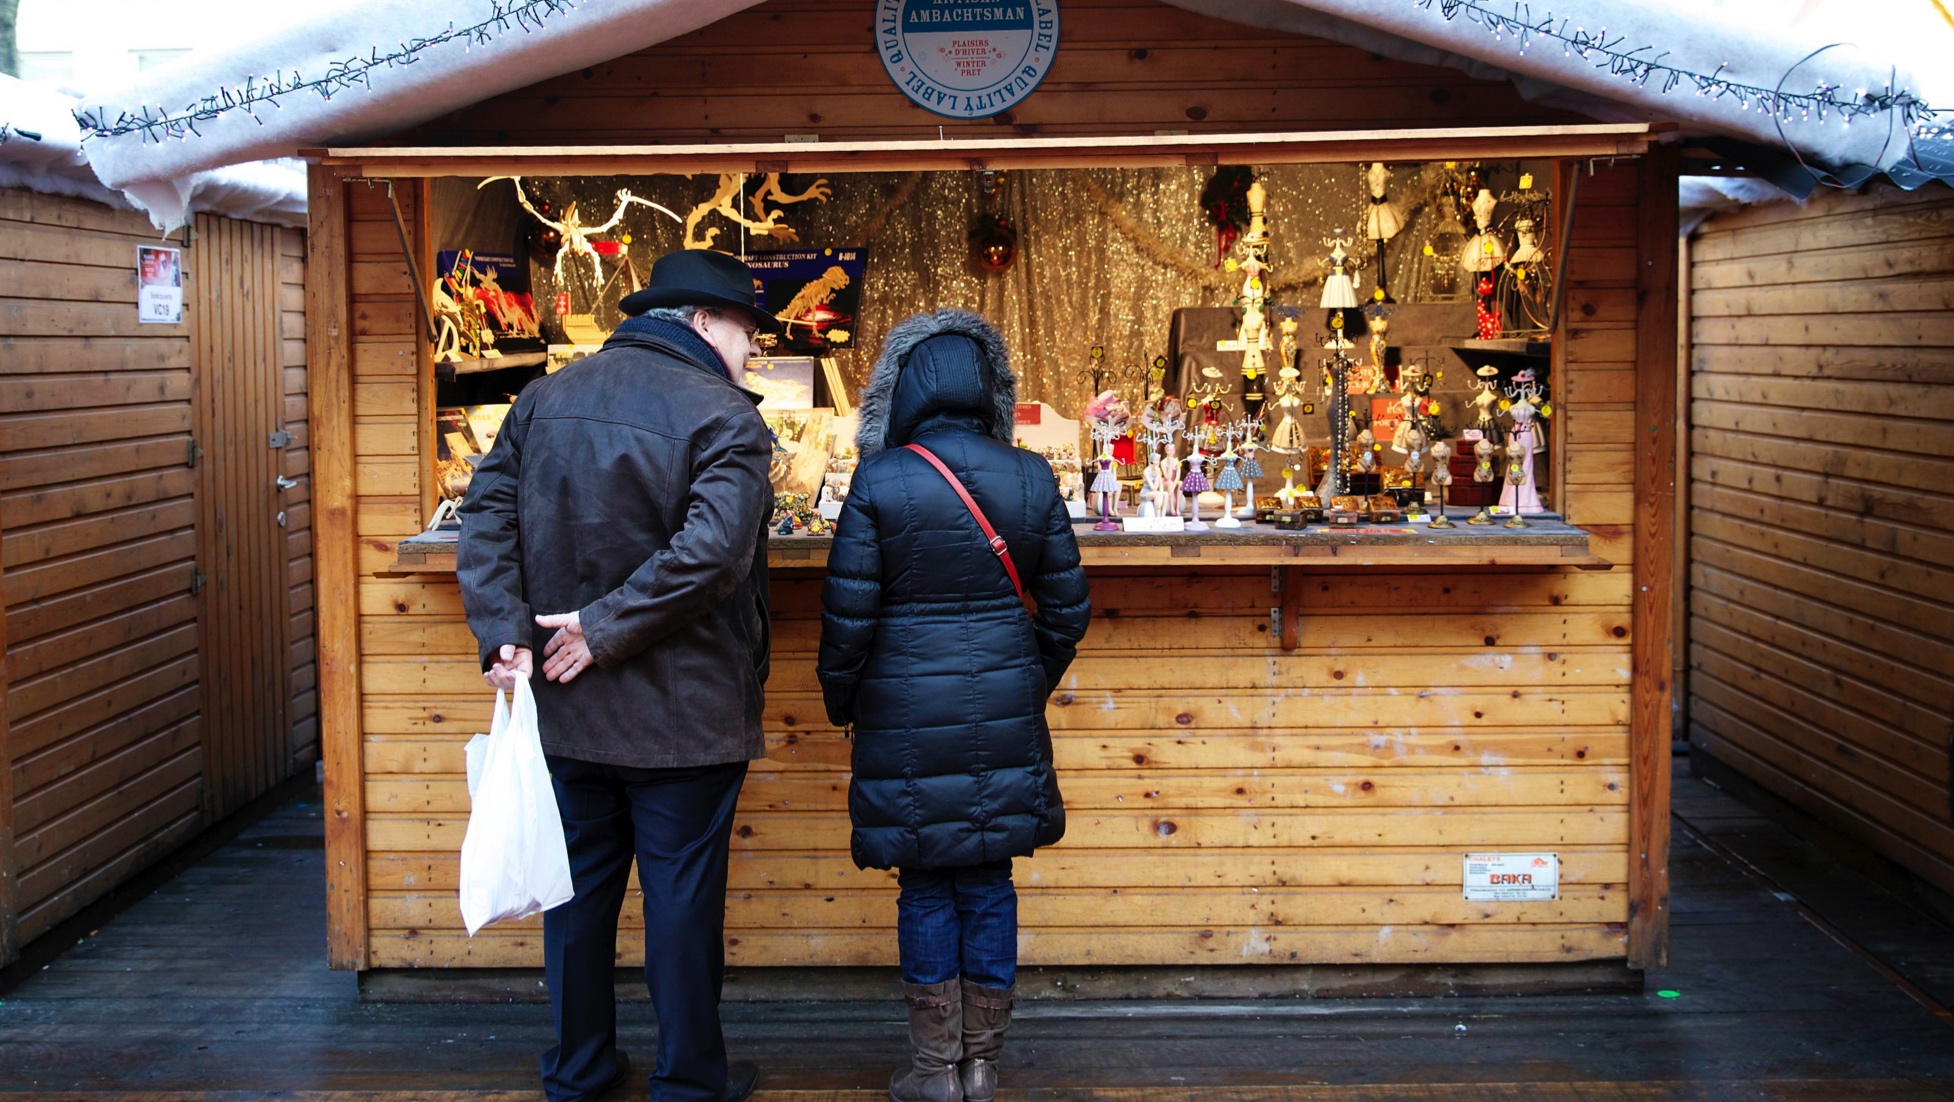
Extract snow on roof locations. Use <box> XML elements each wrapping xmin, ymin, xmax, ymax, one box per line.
<box><xmin>15</xmin><ymin>0</ymin><xmax>1950</xmax><ymax>227</ymax></box>
<box><xmin>1</xmin><ymin>74</ymin><xmax>306</xmax><ymax>228</ymax></box>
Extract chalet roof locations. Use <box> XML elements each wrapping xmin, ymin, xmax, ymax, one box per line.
<box><xmin>18</xmin><ymin>0</ymin><xmax>1954</xmax><ymax>227</ymax></box>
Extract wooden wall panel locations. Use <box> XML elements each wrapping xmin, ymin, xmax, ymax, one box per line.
<box><xmin>1</xmin><ymin>190</ymin><xmax>205</xmax><ymax>947</ymax></box>
<box><xmin>1</xmin><ymin>189</ymin><xmax>309</xmax><ymax>958</ymax></box>
<box><xmin>392</xmin><ymin>0</ymin><xmax>1580</xmax><ymax>147</ymax></box>
<box><xmin>278</xmin><ymin>228</ymin><xmax>318</xmax><ymax>773</ymax></box>
<box><xmin>1687</xmin><ymin>181</ymin><xmax>1954</xmax><ymax>896</ymax></box>
<box><xmin>360</xmin><ymin>566</ymin><xmax>1633</xmax><ymax>968</ymax></box>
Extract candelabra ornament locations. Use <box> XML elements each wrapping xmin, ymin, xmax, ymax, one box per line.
<box><xmin>1427</xmin><ymin>439</ymin><xmax>1456</xmax><ymax>529</ymax></box>
<box><xmin>1083</xmin><ymin>391</ymin><xmax>1133</xmax><ymax>533</ymax></box>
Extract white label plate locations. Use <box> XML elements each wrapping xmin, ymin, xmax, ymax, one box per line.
<box><xmin>1463</xmin><ymin>852</ymin><xmax>1559</xmax><ymax>901</ymax></box>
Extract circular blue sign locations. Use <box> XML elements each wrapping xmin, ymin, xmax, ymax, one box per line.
<box><xmin>876</xmin><ymin>1</ymin><xmax>1060</xmax><ymax>120</ymax></box>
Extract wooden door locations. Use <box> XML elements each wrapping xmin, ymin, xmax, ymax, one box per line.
<box><xmin>190</xmin><ymin>215</ymin><xmax>292</xmax><ymax>819</ymax></box>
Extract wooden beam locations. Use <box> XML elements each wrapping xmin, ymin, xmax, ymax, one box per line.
<box><xmin>1628</xmin><ymin>146</ymin><xmax>1680</xmax><ymax>970</ymax></box>
<box><xmin>308</xmin><ymin>164</ymin><xmax>369</xmax><ymax>971</ymax></box>
<box><xmin>1279</xmin><ymin>566</ymin><xmax>1303</xmax><ymax>653</ymax></box>
<box><xmin>0</xmin><ymin>489</ymin><xmax>17</xmax><ymax>967</ymax></box>
<box><xmin>1673</xmin><ymin>231</ymin><xmax>1693</xmax><ymax>763</ymax></box>
<box><xmin>307</xmin><ymin>123</ymin><xmax>1659</xmax><ymax>177</ymax></box>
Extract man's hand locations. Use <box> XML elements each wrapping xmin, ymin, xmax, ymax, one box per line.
<box><xmin>484</xmin><ymin>644</ymin><xmax>533</xmax><ymax>689</ymax></box>
<box><xmin>537</xmin><ymin>611</ymin><xmax>595</xmax><ymax>683</ymax></box>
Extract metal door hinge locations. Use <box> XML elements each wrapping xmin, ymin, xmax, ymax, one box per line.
<box><xmin>268</xmin><ymin>430</ymin><xmax>294</xmax><ymax>449</ymax></box>
<box><xmin>191</xmin><ymin>570</ymin><xmax>206</xmax><ymax>596</ymax></box>
<box><xmin>187</xmin><ymin>438</ymin><xmax>203</xmax><ymax>468</ymax></box>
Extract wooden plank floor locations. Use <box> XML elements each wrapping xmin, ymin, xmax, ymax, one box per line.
<box><xmin>1</xmin><ymin>761</ymin><xmax>1950</xmax><ymax>1100</ymax></box>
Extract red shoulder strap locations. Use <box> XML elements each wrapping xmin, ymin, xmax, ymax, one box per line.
<box><xmin>903</xmin><ymin>443</ymin><xmax>1027</xmax><ymax>603</ymax></box>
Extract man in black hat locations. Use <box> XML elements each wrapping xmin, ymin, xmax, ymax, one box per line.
<box><xmin>457</xmin><ymin>248</ymin><xmax>782</xmax><ymax>1102</ymax></box>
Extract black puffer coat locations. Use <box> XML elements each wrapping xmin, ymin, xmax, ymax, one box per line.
<box><xmin>818</xmin><ymin>310</ymin><xmax>1091</xmax><ymax>871</ymax></box>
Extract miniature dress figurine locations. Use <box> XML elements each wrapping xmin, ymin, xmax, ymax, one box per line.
<box><xmin>1355</xmin><ymin>427</ymin><xmax>1377</xmax><ymax>474</ymax></box>
<box><xmin>1461</xmin><ymin>188</ymin><xmax>1507</xmax><ymax>340</ymax></box>
<box><xmin>1468</xmin><ymin>434</ymin><xmax>1498</xmax><ymax>525</ymax></box>
<box><xmin>1090</xmin><ymin>449</ymin><xmax>1121</xmax><ymax>529</ymax></box>
<box><xmin>1181</xmin><ymin>428</ymin><xmax>1212</xmax><ymax>530</ymax></box>
<box><xmin>1428</xmin><ymin>439</ymin><xmax>1456</xmax><ymax>528</ymax></box>
<box><xmin>1499</xmin><ymin>371</ymin><xmax>1548</xmax><ymax>515</ymax></box>
<box><xmin>1468</xmin><ymin>366</ymin><xmax>1505</xmax><ymax>446</ymax></box>
<box><xmin>1212</xmin><ymin>442</ymin><xmax>1245</xmax><ymax>528</ymax></box>
<box><xmin>1082</xmin><ymin>391</ymin><xmax>1132</xmax><ymax>532</ymax></box>
<box><xmin>1320</xmin><ymin>232</ymin><xmax>1360</xmax><ymax>312</ymax></box>
<box><xmin>1236</xmin><ymin>435</ymin><xmax>1265</xmax><ymax>518</ymax></box>
<box><xmin>1460</xmin><ymin>188</ymin><xmax>1506</xmax><ymax>275</ymax></box>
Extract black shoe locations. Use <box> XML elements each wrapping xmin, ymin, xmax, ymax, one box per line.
<box><xmin>719</xmin><ymin>1060</ymin><xmax>759</xmax><ymax>1102</ymax></box>
<box><xmin>593</xmin><ymin>1051</ymin><xmax>634</xmax><ymax>1100</ymax></box>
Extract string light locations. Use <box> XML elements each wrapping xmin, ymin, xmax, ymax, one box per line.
<box><xmin>1417</xmin><ymin>0</ymin><xmax>1947</xmax><ymax>145</ymax></box>
<box><xmin>74</xmin><ymin>0</ymin><xmax>578</xmax><ymax>144</ymax></box>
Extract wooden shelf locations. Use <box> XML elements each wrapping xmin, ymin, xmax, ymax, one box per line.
<box><xmin>386</xmin><ymin>516</ymin><xmax>1606</xmax><ymax>575</ymax></box>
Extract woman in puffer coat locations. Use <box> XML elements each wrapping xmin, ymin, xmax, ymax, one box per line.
<box><xmin>818</xmin><ymin>309</ymin><xmax>1090</xmax><ymax>1102</ymax></box>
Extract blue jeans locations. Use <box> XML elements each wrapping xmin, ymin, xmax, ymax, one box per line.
<box><xmin>896</xmin><ymin>860</ymin><xmax>1017</xmax><ymax>989</ymax></box>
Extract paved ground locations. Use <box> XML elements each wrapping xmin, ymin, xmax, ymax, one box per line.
<box><xmin>2</xmin><ymin>758</ymin><xmax>1950</xmax><ymax>1100</ymax></box>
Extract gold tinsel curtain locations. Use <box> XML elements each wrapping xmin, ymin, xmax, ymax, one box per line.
<box><xmin>518</xmin><ymin>164</ymin><xmax>1452</xmax><ymax>413</ymax></box>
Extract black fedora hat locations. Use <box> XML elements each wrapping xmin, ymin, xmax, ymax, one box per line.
<box><xmin>618</xmin><ymin>249</ymin><xmax>784</xmax><ymax>334</ymax></box>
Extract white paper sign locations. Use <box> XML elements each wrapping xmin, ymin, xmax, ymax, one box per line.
<box><xmin>1121</xmin><ymin>516</ymin><xmax>1186</xmax><ymax>533</ymax></box>
<box><xmin>1463</xmin><ymin>852</ymin><xmax>1559</xmax><ymax>901</ymax></box>
<box><xmin>137</xmin><ymin>246</ymin><xmax>183</xmax><ymax>325</ymax></box>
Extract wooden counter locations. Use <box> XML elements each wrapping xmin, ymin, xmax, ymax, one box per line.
<box><xmin>387</xmin><ymin>516</ymin><xmax>1611</xmax><ymax>574</ymax></box>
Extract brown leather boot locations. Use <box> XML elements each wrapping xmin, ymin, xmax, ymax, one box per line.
<box><xmin>956</xmin><ymin>981</ymin><xmax>1016</xmax><ymax>1102</ymax></box>
<box><xmin>890</xmin><ymin>979</ymin><xmax>963</xmax><ymax>1102</ymax></box>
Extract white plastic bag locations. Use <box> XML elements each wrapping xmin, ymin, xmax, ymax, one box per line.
<box><xmin>458</xmin><ymin>676</ymin><xmax>575</xmax><ymax>935</ymax></box>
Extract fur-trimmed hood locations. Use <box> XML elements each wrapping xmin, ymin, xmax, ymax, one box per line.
<box><xmin>855</xmin><ymin>308</ymin><xmax>1017</xmax><ymax>457</ymax></box>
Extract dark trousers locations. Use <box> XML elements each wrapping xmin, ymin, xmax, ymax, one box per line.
<box><xmin>541</xmin><ymin>755</ymin><xmax>748</xmax><ymax>1102</ymax></box>
<box><xmin>895</xmin><ymin>860</ymin><xmax>1017</xmax><ymax>989</ymax></box>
